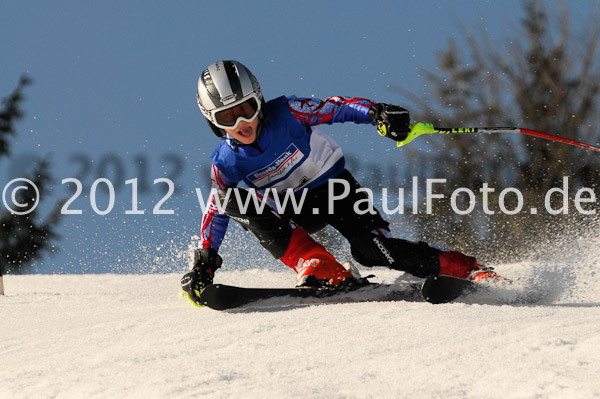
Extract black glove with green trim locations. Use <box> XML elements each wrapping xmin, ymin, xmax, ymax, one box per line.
<box><xmin>181</xmin><ymin>248</ymin><xmax>222</xmax><ymax>307</ymax></box>
<box><xmin>368</xmin><ymin>103</ymin><xmax>411</xmax><ymax>142</ymax></box>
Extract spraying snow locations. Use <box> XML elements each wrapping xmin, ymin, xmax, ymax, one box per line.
<box><xmin>1</xmin><ymin>230</ymin><xmax>600</xmax><ymax>398</ymax></box>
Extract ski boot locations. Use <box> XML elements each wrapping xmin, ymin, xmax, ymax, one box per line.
<box><xmin>468</xmin><ymin>266</ymin><xmax>511</xmax><ymax>284</ymax></box>
<box><xmin>438</xmin><ymin>250</ymin><xmax>509</xmax><ymax>283</ymax></box>
<box><xmin>278</xmin><ymin>228</ymin><xmax>354</xmax><ymax>288</ymax></box>
<box><xmin>295</xmin><ymin>252</ymin><xmax>356</xmax><ymax>288</ymax></box>
<box><xmin>438</xmin><ymin>250</ymin><xmax>478</xmax><ymax>279</ymax></box>
<box><xmin>296</xmin><ymin>259</ymin><xmax>373</xmax><ymax>290</ymax></box>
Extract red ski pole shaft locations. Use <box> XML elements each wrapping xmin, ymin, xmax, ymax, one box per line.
<box><xmin>432</xmin><ymin>126</ymin><xmax>600</xmax><ymax>153</ymax></box>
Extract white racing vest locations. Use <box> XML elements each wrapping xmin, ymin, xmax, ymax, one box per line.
<box><xmin>210</xmin><ymin>96</ymin><xmax>346</xmax><ymax>191</ymax></box>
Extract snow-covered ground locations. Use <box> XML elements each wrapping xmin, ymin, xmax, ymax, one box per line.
<box><xmin>2</xmin><ymin>237</ymin><xmax>600</xmax><ymax>398</ymax></box>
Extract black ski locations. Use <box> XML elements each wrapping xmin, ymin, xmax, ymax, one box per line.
<box><xmin>199</xmin><ymin>282</ymin><xmax>422</xmax><ymax>310</ymax></box>
<box><xmin>198</xmin><ymin>275</ymin><xmax>518</xmax><ymax>309</ymax></box>
<box><xmin>200</xmin><ymin>285</ymin><xmax>325</xmax><ymax>310</ymax></box>
<box><xmin>421</xmin><ymin>275</ymin><xmax>482</xmax><ymax>304</ymax></box>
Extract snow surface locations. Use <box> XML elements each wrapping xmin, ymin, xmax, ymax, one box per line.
<box><xmin>2</xmin><ymin>236</ymin><xmax>600</xmax><ymax>398</ymax></box>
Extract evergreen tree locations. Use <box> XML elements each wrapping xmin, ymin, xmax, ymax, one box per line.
<box><xmin>400</xmin><ymin>0</ymin><xmax>600</xmax><ymax>262</ymax></box>
<box><xmin>0</xmin><ymin>76</ymin><xmax>62</xmax><ymax>274</ymax></box>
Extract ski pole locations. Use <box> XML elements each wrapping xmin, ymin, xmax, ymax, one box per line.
<box><xmin>399</xmin><ymin>122</ymin><xmax>600</xmax><ymax>153</ymax></box>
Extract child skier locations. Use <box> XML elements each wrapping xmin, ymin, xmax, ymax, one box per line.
<box><xmin>182</xmin><ymin>60</ymin><xmax>496</xmax><ymax>305</ymax></box>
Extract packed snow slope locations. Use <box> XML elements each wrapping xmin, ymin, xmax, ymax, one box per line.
<box><xmin>2</xmin><ymin>235</ymin><xmax>600</xmax><ymax>398</ymax></box>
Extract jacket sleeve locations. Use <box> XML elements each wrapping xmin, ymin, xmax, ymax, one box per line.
<box><xmin>197</xmin><ymin>163</ymin><xmax>237</xmax><ymax>251</ymax></box>
<box><xmin>286</xmin><ymin>96</ymin><xmax>375</xmax><ymax>126</ymax></box>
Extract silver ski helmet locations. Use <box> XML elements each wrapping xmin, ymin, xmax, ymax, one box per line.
<box><xmin>197</xmin><ymin>60</ymin><xmax>266</xmax><ymax>139</ymax></box>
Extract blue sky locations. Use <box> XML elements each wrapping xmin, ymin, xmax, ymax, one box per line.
<box><xmin>1</xmin><ymin>1</ymin><xmax>598</xmax><ymax>273</ymax></box>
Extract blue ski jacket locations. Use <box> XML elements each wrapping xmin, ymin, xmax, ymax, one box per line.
<box><xmin>198</xmin><ymin>95</ymin><xmax>374</xmax><ymax>250</ymax></box>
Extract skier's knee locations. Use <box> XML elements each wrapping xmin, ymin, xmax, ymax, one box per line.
<box><xmin>217</xmin><ymin>188</ymin><xmax>292</xmax><ymax>259</ymax></box>
<box><xmin>218</xmin><ymin>188</ymin><xmax>255</xmax><ymax>217</ymax></box>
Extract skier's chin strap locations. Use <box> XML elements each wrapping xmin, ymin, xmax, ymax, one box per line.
<box><xmin>227</xmin><ymin>138</ymin><xmax>265</xmax><ymax>154</ymax></box>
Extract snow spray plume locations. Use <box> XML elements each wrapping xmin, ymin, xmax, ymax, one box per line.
<box><xmin>505</xmin><ymin>214</ymin><xmax>600</xmax><ymax>304</ymax></box>
<box><xmin>398</xmin><ymin>123</ymin><xmax>600</xmax><ymax>153</ymax></box>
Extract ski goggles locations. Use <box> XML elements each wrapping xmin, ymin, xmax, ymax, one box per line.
<box><xmin>211</xmin><ymin>96</ymin><xmax>261</xmax><ymax>130</ymax></box>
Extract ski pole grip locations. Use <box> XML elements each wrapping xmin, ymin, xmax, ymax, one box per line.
<box><xmin>396</xmin><ymin>122</ymin><xmax>437</xmax><ymax>147</ymax></box>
